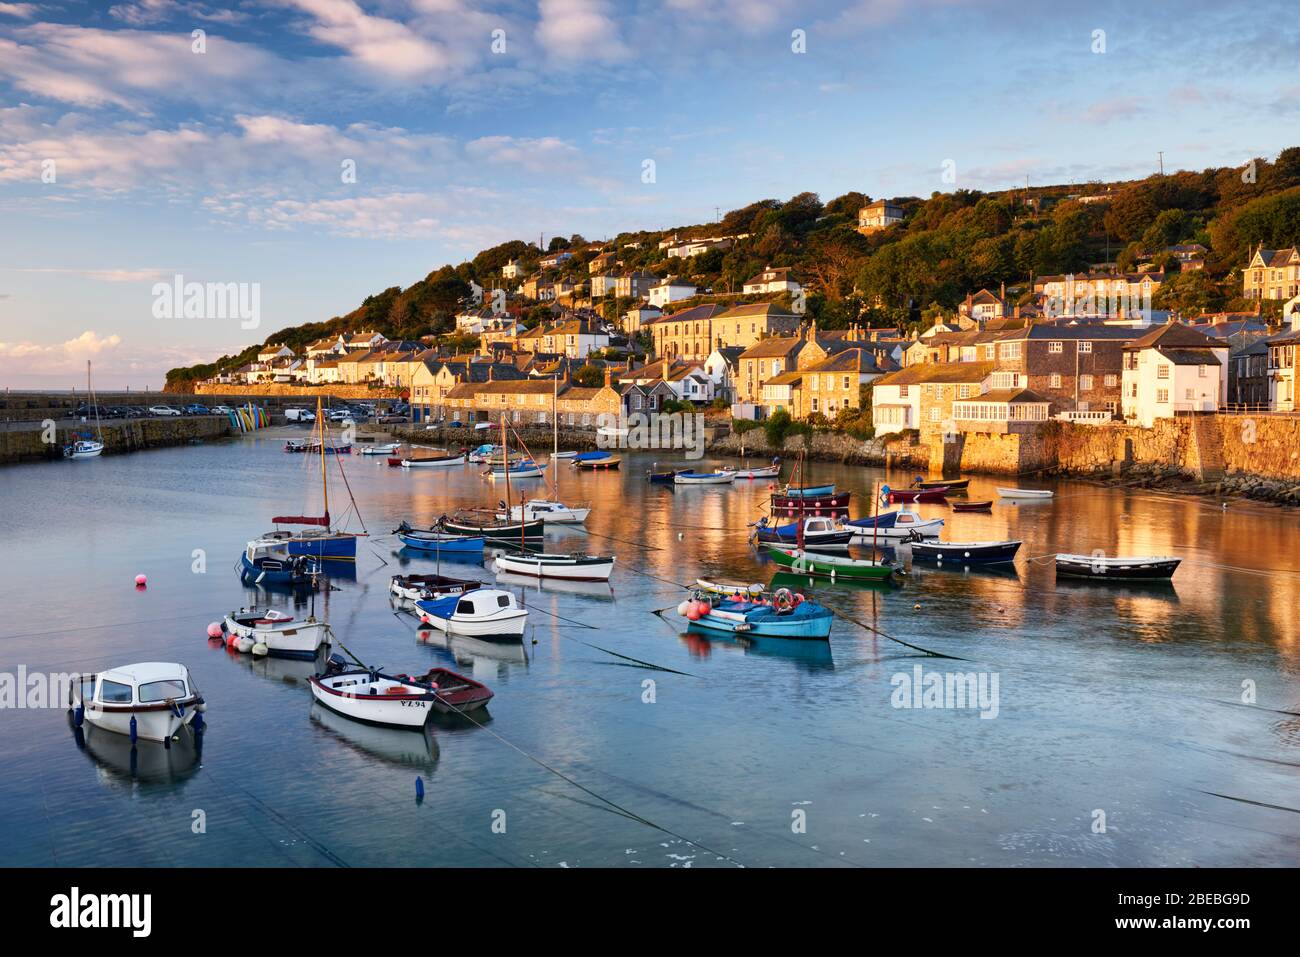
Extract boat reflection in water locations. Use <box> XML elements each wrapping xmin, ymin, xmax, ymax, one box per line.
<box><xmin>219</xmin><ymin>641</ymin><xmax>325</xmax><ymax>686</ymax></box>
<box><xmin>416</xmin><ymin>626</ymin><xmax>527</xmax><ymax>683</ymax></box>
<box><xmin>678</xmin><ymin>629</ymin><xmax>835</xmax><ymax>671</ymax></box>
<box><xmin>70</xmin><ymin>715</ymin><xmax>203</xmax><ymax>791</ymax></box>
<box><xmin>493</xmin><ymin>567</ymin><xmax>615</xmax><ymax>601</ymax></box>
<box><xmin>309</xmin><ymin>703</ymin><xmax>440</xmax><ymax>769</ymax></box>
<box><xmin>767</xmin><ymin>570</ymin><xmax>897</xmax><ymax>595</ymax></box>
<box><xmin>393</xmin><ymin>546</ymin><xmax>487</xmax><ymax>568</ymax></box>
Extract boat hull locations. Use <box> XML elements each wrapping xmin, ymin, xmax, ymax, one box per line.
<box><xmin>686</xmin><ymin>601</ymin><xmax>834</xmax><ymax>640</ymax></box>
<box><xmin>397</xmin><ymin>532</ymin><xmax>485</xmax><ymax>553</ymax></box>
<box><xmin>910</xmin><ymin>540</ymin><xmax>1022</xmax><ymax>565</ymax></box>
<box><xmin>286</xmin><ymin>533</ymin><xmax>357</xmax><ymax>559</ymax></box>
<box><xmin>951</xmin><ymin>501</ymin><xmax>992</xmax><ymax>512</ymax></box>
<box><xmin>440</xmin><ymin>518</ymin><xmax>545</xmax><ymax>540</ymax></box>
<box><xmin>492</xmin><ymin>553</ymin><xmax>615</xmax><ymax>581</ymax></box>
<box><xmin>771</xmin><ymin>491</ymin><xmax>851</xmax><ymax>514</ymax></box>
<box><xmin>764</xmin><ymin>545</ymin><xmax>899</xmax><ymax>581</ymax></box>
<box><xmin>1054</xmin><ymin>555</ymin><xmax>1180</xmax><ymax>581</ymax></box>
<box><xmin>674</xmin><ymin>472</ymin><xmax>735</xmax><ymax>485</ymax></box>
<box><xmin>888</xmin><ymin>488</ymin><xmax>949</xmax><ymax>503</ymax></box>
<box><xmin>309</xmin><ymin>677</ymin><xmax>434</xmax><ymax>728</ymax></box>
<box><xmin>575</xmin><ymin>458</ymin><xmax>621</xmax><ymax>470</ymax></box>
<box><xmin>402</xmin><ymin>454</ymin><xmax>465</xmax><ymax>468</ymax></box>
<box><xmin>997</xmin><ymin>488</ymin><xmax>1054</xmax><ymax>500</ymax></box>
<box><xmin>239</xmin><ymin>552</ymin><xmax>320</xmax><ymax>586</ymax></box>
<box><xmin>222</xmin><ymin>614</ymin><xmax>328</xmax><ymax>658</ymax></box>
<box><xmin>755</xmin><ymin>529</ymin><xmax>854</xmax><ymax>549</ymax></box>
<box><xmin>415</xmin><ymin>608</ymin><xmax>529</xmax><ymax>639</ymax></box>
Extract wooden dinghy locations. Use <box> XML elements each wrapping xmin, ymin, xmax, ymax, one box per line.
<box><xmin>912</xmin><ymin>476</ymin><xmax>969</xmax><ymax>491</ymax></box>
<box><xmin>309</xmin><ymin>659</ymin><xmax>492</xmax><ymax>727</ymax></box>
<box><xmin>575</xmin><ymin>455</ymin><xmax>621</xmax><ymax>470</ymax></box>
<box><xmin>492</xmin><ymin>551</ymin><xmax>615</xmax><ymax>582</ymax></box>
<box><xmin>764</xmin><ymin>544</ymin><xmax>900</xmax><ymax>582</ymax></box>
<box><xmin>389</xmin><ymin>573</ymin><xmax>482</xmax><ymax>602</ymax></box>
<box><xmin>438</xmin><ymin>513</ymin><xmax>544</xmax><ymax>540</ymax></box>
<box><xmin>997</xmin><ymin>487</ymin><xmax>1054</xmax><ymax>500</ymax></box>
<box><xmin>1054</xmin><ymin>554</ymin><xmax>1180</xmax><ymax>581</ymax></box>
<box><xmin>951</xmin><ymin>500</ymin><xmax>992</xmax><ymax>512</ymax></box>
<box><xmin>402</xmin><ymin>453</ymin><xmax>466</xmax><ymax>468</ymax></box>
<box><xmin>674</xmin><ymin>469</ymin><xmax>736</xmax><ymax>485</ymax></box>
<box><xmin>885</xmin><ymin>485</ymin><xmax>949</xmax><ymax>503</ymax></box>
<box><xmin>694</xmin><ymin>579</ymin><xmax>766</xmax><ymax>598</ymax></box>
<box><xmin>910</xmin><ymin>540</ymin><xmax>1021</xmax><ymax>565</ymax></box>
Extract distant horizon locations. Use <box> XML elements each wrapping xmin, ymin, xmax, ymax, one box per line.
<box><xmin>4</xmin><ymin>0</ymin><xmax>1298</xmax><ymax>387</ymax></box>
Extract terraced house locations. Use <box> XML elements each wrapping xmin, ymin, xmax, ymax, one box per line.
<box><xmin>988</xmin><ymin>325</ymin><xmax>1136</xmax><ymax>415</ymax></box>
<box><xmin>871</xmin><ymin>362</ymin><xmax>994</xmax><ymax>439</ymax></box>
<box><xmin>1242</xmin><ymin>246</ymin><xmax>1300</xmax><ymax>300</ymax></box>
<box><xmin>649</xmin><ymin>302</ymin><xmax>801</xmax><ymax>361</ymax></box>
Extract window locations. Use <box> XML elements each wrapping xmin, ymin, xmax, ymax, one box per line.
<box><xmin>100</xmin><ymin>680</ymin><xmax>134</xmax><ymax>704</ymax></box>
<box><xmin>843</xmin><ymin>376</ymin><xmax>851</xmax><ymax>390</ymax></box>
<box><xmin>1198</xmin><ymin>364</ymin><xmax>1207</xmax><ymax>377</ymax></box>
<box><xmin>811</xmin><ymin>376</ymin><xmax>819</xmax><ymax>391</ymax></box>
<box><xmin>497</xmin><ymin>595</ymin><xmax>511</xmax><ymax>608</ymax></box>
<box><xmin>930</xmin><ymin>407</ymin><xmax>940</xmax><ymax>422</ymax></box>
<box><xmin>811</xmin><ymin>398</ymin><xmax>819</xmax><ymax>412</ymax></box>
<box><xmin>1185</xmin><ymin>388</ymin><xmax>1195</xmax><ymax>400</ymax></box>
<box><xmin>456</xmin><ymin>599</ymin><xmax>475</xmax><ymax>615</ymax></box>
<box><xmin>1157</xmin><ymin>364</ymin><xmax>1170</xmax><ymax>379</ymax></box>
<box><xmin>1104</xmin><ymin>374</ymin><xmax>1117</xmax><ymax>387</ymax></box>
<box><xmin>1080</xmin><ymin>375</ymin><xmax>1093</xmax><ymax>391</ymax></box>
<box><xmin>1050</xmin><ymin>373</ymin><xmax>1062</xmax><ymax>389</ymax></box>
<box><xmin>1079</xmin><ymin>341</ymin><xmax>1092</xmax><ymax>353</ymax></box>
<box><xmin>1130</xmin><ymin>383</ymin><xmax>1138</xmax><ymax>398</ymax></box>
<box><xmin>899</xmin><ymin>385</ymin><xmax>909</xmax><ymax>398</ymax></box>
<box><xmin>139</xmin><ymin>678</ymin><xmax>187</xmax><ymax>703</ymax></box>
<box><xmin>1049</xmin><ymin>341</ymin><xmax>1063</xmax><ymax>353</ymax></box>
<box><xmin>1157</xmin><ymin>389</ymin><xmax>1169</xmax><ymax>404</ymax></box>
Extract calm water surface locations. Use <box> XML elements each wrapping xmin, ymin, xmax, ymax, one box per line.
<box><xmin>1</xmin><ymin>434</ymin><xmax>1298</xmax><ymax>867</ymax></box>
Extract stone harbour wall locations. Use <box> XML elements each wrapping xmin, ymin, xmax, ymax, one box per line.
<box><xmin>0</xmin><ymin>415</ymin><xmax>233</xmax><ymax>464</ymax></box>
<box><xmin>194</xmin><ymin>383</ymin><xmax>404</xmax><ymax>400</ymax></box>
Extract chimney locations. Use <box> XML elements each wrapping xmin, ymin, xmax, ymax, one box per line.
<box><xmin>604</xmin><ymin>367</ymin><xmax>612</xmax><ymax>388</ymax></box>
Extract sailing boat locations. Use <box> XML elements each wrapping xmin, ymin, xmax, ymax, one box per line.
<box><xmin>271</xmin><ymin>397</ymin><xmax>367</xmax><ymax>560</ymax></box>
<box><xmin>64</xmin><ymin>361</ymin><xmax>105</xmax><ymax>459</ymax></box>
<box><xmin>499</xmin><ymin>375</ymin><xmax>590</xmax><ymax>524</ymax></box>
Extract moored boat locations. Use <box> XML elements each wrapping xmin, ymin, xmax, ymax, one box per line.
<box><xmin>910</xmin><ymin>540</ymin><xmax>1022</xmax><ymax>565</ymax></box>
<box><xmin>884</xmin><ymin>484</ymin><xmax>949</xmax><ymax>503</ymax></box>
<box><xmin>492</xmin><ymin>551</ymin><xmax>615</xmax><ymax>581</ymax></box>
<box><xmin>438</xmin><ymin>514</ymin><xmax>544</xmax><ymax>540</ymax></box>
<box><xmin>674</xmin><ymin>469</ymin><xmax>735</xmax><ymax>485</ymax></box>
<box><xmin>845</xmin><ymin>508</ymin><xmax>943</xmax><ymax>541</ymax></box>
<box><xmin>393</xmin><ymin>521</ymin><xmax>486</xmax><ymax>554</ymax></box>
<box><xmin>694</xmin><ymin>579</ymin><xmax>766</xmax><ymax>598</ymax></box>
<box><xmin>1054</xmin><ymin>554</ymin><xmax>1180</xmax><ymax>581</ymax></box>
<box><xmin>770</xmin><ymin>490</ymin><xmax>851</xmax><ymax>514</ymax></box>
<box><xmin>497</xmin><ymin>499</ymin><xmax>590</xmax><ymax>524</ymax></box>
<box><xmin>912</xmin><ymin>476</ymin><xmax>969</xmax><ymax>491</ymax></box>
<box><xmin>401</xmin><ymin>453</ymin><xmax>466</xmax><ymax>468</ymax></box>
<box><xmin>415</xmin><ymin>587</ymin><xmax>529</xmax><ymax>639</ymax></box>
<box><xmin>997</xmin><ymin>487</ymin><xmax>1054</xmax><ymax>500</ymax></box>
<box><xmin>731</xmin><ymin>458</ymin><xmax>782</xmax><ymax>479</ymax></box>
<box><xmin>240</xmin><ymin>536</ymin><xmax>322</xmax><ymax>585</ymax></box>
<box><xmin>764</xmin><ymin>545</ymin><xmax>901</xmax><ymax>582</ymax></box>
<box><xmin>575</xmin><ymin>455</ymin><xmax>621</xmax><ymax>470</ymax></box>
<box><xmin>752</xmin><ymin>516</ymin><xmax>854</xmax><ymax>550</ymax></box>
<box><xmin>951</xmin><ymin>500</ymin><xmax>993</xmax><ymax>512</ymax></box>
<box><xmin>64</xmin><ymin>436</ymin><xmax>104</xmax><ymax>459</ymax></box>
<box><xmin>359</xmin><ymin>443</ymin><xmax>401</xmax><ymax>455</ymax></box>
<box><xmin>309</xmin><ymin>659</ymin><xmax>492</xmax><ymax>727</ymax></box>
<box><xmin>648</xmin><ymin>467</ymin><xmax>682</xmax><ymax>484</ymax></box>
<box><xmin>221</xmin><ymin>607</ymin><xmax>329</xmax><ymax>659</ymax></box>
<box><xmin>679</xmin><ymin>588</ymin><xmax>834</xmax><ymax>639</ymax></box>
<box><xmin>486</xmin><ymin>458</ymin><xmax>547</xmax><ymax>479</ymax></box>
<box><xmin>389</xmin><ymin>573</ymin><xmax>482</xmax><ymax>603</ymax></box>
<box><xmin>69</xmin><ymin>662</ymin><xmax>205</xmax><ymax>742</ymax></box>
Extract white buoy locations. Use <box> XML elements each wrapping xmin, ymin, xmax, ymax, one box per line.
<box><xmin>676</xmin><ymin>600</ymin><xmax>690</xmax><ymax>616</ymax></box>
<box><xmin>251</xmin><ymin>642</ymin><xmax>269</xmax><ymax>657</ymax></box>
<box><xmin>236</xmin><ymin>636</ymin><xmax>254</xmax><ymax>654</ymax></box>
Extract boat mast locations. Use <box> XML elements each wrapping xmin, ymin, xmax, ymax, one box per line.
<box><xmin>553</xmin><ymin>373</ymin><xmax>559</xmax><ymax>499</ymax></box>
<box><xmin>317</xmin><ymin>396</ymin><xmax>329</xmax><ymax>526</ymax></box>
<box><xmin>88</xmin><ymin>360</ymin><xmax>102</xmax><ymax>441</ymax></box>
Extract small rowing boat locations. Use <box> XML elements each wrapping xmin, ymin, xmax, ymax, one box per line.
<box><xmin>571</xmin><ymin>450</ymin><xmax>612</xmax><ymax>464</ymax></box>
<box><xmin>764</xmin><ymin>545</ymin><xmax>900</xmax><ymax>582</ymax></box>
<box><xmin>997</xmin><ymin>487</ymin><xmax>1054</xmax><ymax>500</ymax></box>
<box><xmin>359</xmin><ymin>443</ymin><xmax>401</xmax><ymax>456</ymax></box>
<box><xmin>550</xmin><ymin>450</ymin><xmax>579</xmax><ymax>460</ymax></box>
<box><xmin>438</xmin><ymin>514</ymin><xmax>544</xmax><ymax>540</ymax></box>
<box><xmin>674</xmin><ymin>469</ymin><xmax>735</xmax><ymax>485</ymax></box>
<box><xmin>770</xmin><ymin>490</ymin><xmax>851</xmax><ymax>514</ymax></box>
<box><xmin>486</xmin><ymin>458</ymin><xmax>546</xmax><ymax>479</ymax></box>
<box><xmin>1054</xmin><ymin>554</ymin><xmax>1180</xmax><ymax>581</ymax></box>
<box><xmin>910</xmin><ymin>540</ymin><xmax>1021</xmax><ymax>565</ymax></box>
<box><xmin>393</xmin><ymin>522</ymin><xmax>486</xmax><ymax>554</ymax></box>
<box><xmin>402</xmin><ymin>453</ymin><xmax>466</xmax><ymax>468</ymax></box>
<box><xmin>389</xmin><ymin>573</ymin><xmax>481</xmax><ymax>602</ymax></box>
<box><xmin>951</xmin><ymin>500</ymin><xmax>992</xmax><ymax>512</ymax></box>
<box><xmin>694</xmin><ymin>579</ymin><xmax>765</xmax><ymax>598</ymax></box>
<box><xmin>884</xmin><ymin>484</ymin><xmax>949</xmax><ymax>503</ymax></box>
<box><xmin>732</xmin><ymin>458</ymin><xmax>781</xmax><ymax>479</ymax></box>
<box><xmin>911</xmin><ymin>476</ymin><xmax>969</xmax><ymax>491</ymax></box>
<box><xmin>575</xmin><ymin>455</ymin><xmax>621</xmax><ymax>470</ymax></box>
<box><xmin>492</xmin><ymin>551</ymin><xmax>615</xmax><ymax>582</ymax></box>
<box><xmin>497</xmin><ymin>499</ymin><xmax>590</xmax><ymax>524</ymax></box>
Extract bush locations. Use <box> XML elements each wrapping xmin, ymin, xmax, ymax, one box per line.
<box><xmin>732</xmin><ymin>418</ymin><xmax>761</xmax><ymax>435</ymax></box>
<box><xmin>764</xmin><ymin>408</ymin><xmax>793</xmax><ymax>448</ymax></box>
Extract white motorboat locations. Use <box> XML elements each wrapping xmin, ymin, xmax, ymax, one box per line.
<box><xmin>415</xmin><ymin>587</ymin><xmax>529</xmax><ymax>639</ymax></box>
<box><xmin>497</xmin><ymin>499</ymin><xmax>591</xmax><ymax>524</ymax></box>
<box><xmin>221</xmin><ymin>608</ymin><xmax>329</xmax><ymax>659</ymax></box>
<box><xmin>492</xmin><ymin>551</ymin><xmax>615</xmax><ymax>581</ymax></box>
<box><xmin>485</xmin><ymin>459</ymin><xmax>546</xmax><ymax>480</ymax></box>
<box><xmin>402</xmin><ymin>453</ymin><xmax>466</xmax><ymax>468</ymax></box>
<box><xmin>731</xmin><ymin>459</ymin><xmax>781</xmax><ymax>479</ymax></box>
<box><xmin>69</xmin><ymin>662</ymin><xmax>205</xmax><ymax>742</ymax></box>
<box><xmin>845</xmin><ymin>507</ymin><xmax>944</xmax><ymax>541</ymax></box>
<box><xmin>997</xmin><ymin>487</ymin><xmax>1055</xmax><ymax>500</ymax></box>
<box><xmin>359</xmin><ymin>443</ymin><xmax>401</xmax><ymax>456</ymax></box>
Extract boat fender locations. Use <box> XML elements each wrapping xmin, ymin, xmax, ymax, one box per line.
<box><xmin>193</xmin><ymin>712</ymin><xmax>205</xmax><ymax>731</ymax></box>
<box><xmin>676</xmin><ymin>600</ymin><xmax>690</xmax><ymax>617</ymax></box>
<box><xmin>207</xmin><ymin>622</ymin><xmax>223</xmax><ymax>639</ymax></box>
<box><xmin>415</xmin><ymin>777</ymin><xmax>425</xmax><ymax>801</ymax></box>
<box><xmin>251</xmin><ymin>642</ymin><xmax>269</xmax><ymax>657</ymax></box>
<box><xmin>74</xmin><ymin>705</ymin><xmax>84</xmax><ymax>727</ymax></box>
<box><xmin>129</xmin><ymin>715</ymin><xmax>138</xmax><ymax>743</ymax></box>
<box><xmin>225</xmin><ymin>633</ymin><xmax>240</xmax><ymax>649</ymax></box>
<box><xmin>794</xmin><ymin>593</ymin><xmax>804</xmax><ymax>605</ymax></box>
<box><xmin>236</xmin><ymin>636</ymin><xmax>254</xmax><ymax>654</ymax></box>
<box><xmin>686</xmin><ymin>604</ymin><xmax>702</xmax><ymax>621</ymax></box>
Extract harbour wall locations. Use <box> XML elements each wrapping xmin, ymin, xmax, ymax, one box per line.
<box><xmin>0</xmin><ymin>390</ymin><xmax>358</xmax><ymax>424</ymax></box>
<box><xmin>193</xmin><ymin>384</ymin><xmax>404</xmax><ymax>400</ymax></box>
<box><xmin>0</xmin><ymin>416</ymin><xmax>233</xmax><ymax>464</ymax></box>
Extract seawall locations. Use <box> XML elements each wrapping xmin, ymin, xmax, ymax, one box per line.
<box><xmin>0</xmin><ymin>416</ymin><xmax>233</xmax><ymax>464</ymax></box>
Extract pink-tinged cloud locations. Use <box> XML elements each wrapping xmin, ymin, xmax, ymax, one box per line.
<box><xmin>536</xmin><ymin>0</ymin><xmax>627</xmax><ymax>62</ymax></box>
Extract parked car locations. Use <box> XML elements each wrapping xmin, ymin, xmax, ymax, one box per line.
<box><xmin>377</xmin><ymin>412</ymin><xmax>407</xmax><ymax>424</ymax></box>
<box><xmin>284</xmin><ymin>407</ymin><xmax>315</xmax><ymax>423</ymax></box>
<box><xmin>211</xmin><ymin>405</ymin><xmax>235</xmax><ymax>415</ymax></box>
<box><xmin>326</xmin><ymin>408</ymin><xmax>353</xmax><ymax>423</ymax></box>
<box><xmin>447</xmin><ymin>420</ymin><xmax>464</xmax><ymax>428</ymax></box>
<box><xmin>183</xmin><ymin>403</ymin><xmax>210</xmax><ymax>415</ymax></box>
<box><xmin>125</xmin><ymin>406</ymin><xmax>150</xmax><ymax>418</ymax></box>
<box><xmin>74</xmin><ymin>403</ymin><xmax>111</xmax><ymax>419</ymax></box>
<box><xmin>149</xmin><ymin>405</ymin><xmax>182</xmax><ymax>416</ymax></box>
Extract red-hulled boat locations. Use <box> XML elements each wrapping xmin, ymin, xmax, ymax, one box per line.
<box><xmin>770</xmin><ymin>490</ymin><xmax>852</xmax><ymax>514</ymax></box>
<box><xmin>951</xmin><ymin>500</ymin><xmax>992</xmax><ymax>512</ymax></box>
<box><xmin>887</xmin><ymin>487</ymin><xmax>949</xmax><ymax>504</ymax></box>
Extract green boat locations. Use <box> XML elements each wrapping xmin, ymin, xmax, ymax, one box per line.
<box><xmin>764</xmin><ymin>544</ymin><xmax>900</xmax><ymax>582</ymax></box>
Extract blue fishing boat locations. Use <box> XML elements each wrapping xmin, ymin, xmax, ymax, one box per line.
<box><xmin>679</xmin><ymin>589</ymin><xmax>833</xmax><ymax>640</ymax></box>
<box><xmin>910</xmin><ymin>540</ymin><xmax>1022</xmax><ymax>565</ymax></box>
<box><xmin>779</xmin><ymin>483</ymin><xmax>836</xmax><ymax>498</ymax></box>
<box><xmin>393</xmin><ymin>522</ymin><xmax>485</xmax><ymax>554</ymax></box>
<box><xmin>239</xmin><ymin>536</ymin><xmax>321</xmax><ymax>586</ymax></box>
<box><xmin>843</xmin><ymin>509</ymin><xmax>899</xmax><ymax>529</ymax></box>
<box><xmin>571</xmin><ymin>450</ymin><xmax>612</xmax><ymax>463</ymax></box>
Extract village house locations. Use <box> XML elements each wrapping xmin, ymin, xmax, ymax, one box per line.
<box><xmin>256</xmin><ymin>343</ymin><xmax>295</xmax><ymax>363</ymax></box>
<box><xmin>951</xmin><ymin>388</ymin><xmax>1053</xmax><ymax>434</ymax></box>
<box><xmin>648</xmin><ymin>276</ymin><xmax>698</xmax><ymax>308</ymax></box>
<box><xmin>647</xmin><ymin>304</ymin><xmax>721</xmax><ymax>360</ymax></box>
<box><xmin>797</xmin><ymin>348</ymin><xmax>889</xmax><ymax>419</ymax></box>
<box><xmin>1242</xmin><ymin>247</ymin><xmax>1300</xmax><ymax>300</ymax></box>
<box><xmin>614</xmin><ymin>272</ymin><xmax>657</xmax><ymax>299</ymax></box>
<box><xmin>621</xmin><ymin>381</ymin><xmax>677</xmax><ymax>416</ymax></box>
<box><xmin>704</xmin><ymin>346</ymin><xmax>743</xmax><ymax>402</ymax></box>
<box><xmin>666</xmin><ymin>236</ymin><xmax>734</xmax><ymax>258</ymax></box>
<box><xmin>989</xmin><ymin>325</ymin><xmax>1137</xmax><ymax>415</ymax></box>
<box><xmin>870</xmin><ymin>362</ymin><xmax>993</xmax><ymax>439</ymax></box>
<box><xmin>305</xmin><ymin>335</ymin><xmax>346</xmax><ymax>359</ymax></box>
<box><xmin>590</xmin><ymin>273</ymin><xmax>617</xmax><ymax>298</ymax></box>
<box><xmin>620</xmin><ymin>304</ymin><xmax>662</xmax><ymax>336</ymax></box>
<box><xmin>1229</xmin><ymin>338</ymin><xmax>1271</xmax><ymax>408</ymax></box>
<box><xmin>588</xmin><ymin>251</ymin><xmax>615</xmax><ymax>274</ymax></box>
<box><xmin>409</xmin><ymin>358</ymin><xmax>529</xmax><ymax>423</ymax></box>
<box><xmin>539</xmin><ymin>250</ymin><xmax>572</xmax><ymax>268</ymax></box>
<box><xmin>857</xmin><ymin>199</ymin><xmax>904</xmax><ymax>234</ymax></box>
<box><xmin>958</xmin><ymin>287</ymin><xmax>1007</xmax><ymax>322</ymax></box>
<box><xmin>436</xmin><ymin>377</ymin><xmax>621</xmax><ymax>427</ymax></box>
<box><xmin>502</xmin><ymin>259</ymin><xmax>522</xmax><ymax>279</ymax></box>
<box><xmin>1035</xmin><ymin>272</ymin><xmax>1165</xmax><ymax>319</ymax></box>
<box><xmin>742</xmin><ymin>266</ymin><xmax>801</xmax><ymax>296</ymax></box>
<box><xmin>536</xmin><ymin>319</ymin><xmax>610</xmax><ymax>359</ymax></box>
<box><xmin>1121</xmin><ymin>323</ymin><xmax>1228</xmax><ymax>427</ymax></box>
<box><xmin>734</xmin><ymin>336</ymin><xmax>807</xmax><ymax>405</ymax></box>
<box><xmin>346</xmin><ymin>331</ymin><xmax>387</xmax><ymax>351</ymax></box>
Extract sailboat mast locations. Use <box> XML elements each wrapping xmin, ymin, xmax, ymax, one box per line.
<box><xmin>317</xmin><ymin>396</ymin><xmax>329</xmax><ymax>523</ymax></box>
<box><xmin>553</xmin><ymin>373</ymin><xmax>559</xmax><ymax>497</ymax></box>
<box><xmin>88</xmin><ymin>361</ymin><xmax>102</xmax><ymax>440</ymax></box>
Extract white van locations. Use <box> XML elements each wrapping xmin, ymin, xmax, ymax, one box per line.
<box><xmin>284</xmin><ymin>407</ymin><xmax>316</xmax><ymax>423</ymax></box>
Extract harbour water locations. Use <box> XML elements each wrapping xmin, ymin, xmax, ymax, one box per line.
<box><xmin>1</xmin><ymin>435</ymin><xmax>1297</xmax><ymax>867</ymax></box>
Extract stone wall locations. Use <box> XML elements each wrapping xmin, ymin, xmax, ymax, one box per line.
<box><xmin>194</xmin><ymin>383</ymin><xmax>403</xmax><ymax>400</ymax></box>
<box><xmin>0</xmin><ymin>416</ymin><xmax>232</xmax><ymax>464</ymax></box>
<box><xmin>709</xmin><ymin>427</ymin><xmax>928</xmax><ymax>468</ymax></box>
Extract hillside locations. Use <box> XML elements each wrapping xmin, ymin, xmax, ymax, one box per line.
<box><xmin>164</xmin><ymin>148</ymin><xmax>1300</xmax><ymax>391</ymax></box>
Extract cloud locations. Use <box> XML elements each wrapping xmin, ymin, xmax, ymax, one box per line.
<box><xmin>536</xmin><ymin>0</ymin><xmax>627</xmax><ymax>62</ymax></box>
<box><xmin>280</xmin><ymin>0</ymin><xmax>455</xmax><ymax>80</ymax></box>
<box><xmin>0</xmin><ymin>2</ymin><xmax>39</xmax><ymax>18</ymax></box>
<box><xmin>0</xmin><ymin>329</ymin><xmax>122</xmax><ymax>361</ymax></box>
<box><xmin>465</xmin><ymin>135</ymin><xmax>582</xmax><ymax>173</ymax></box>
<box><xmin>13</xmin><ymin>267</ymin><xmax>171</xmax><ymax>282</ymax></box>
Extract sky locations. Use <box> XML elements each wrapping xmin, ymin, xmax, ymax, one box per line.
<box><xmin>1</xmin><ymin>0</ymin><xmax>1297</xmax><ymax>389</ymax></box>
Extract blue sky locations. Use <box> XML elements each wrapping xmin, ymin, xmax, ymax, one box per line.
<box><xmin>1</xmin><ymin>0</ymin><xmax>1297</xmax><ymax>388</ymax></box>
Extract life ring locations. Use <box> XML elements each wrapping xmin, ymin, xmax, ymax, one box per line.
<box><xmin>773</xmin><ymin>588</ymin><xmax>794</xmax><ymax>611</ymax></box>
